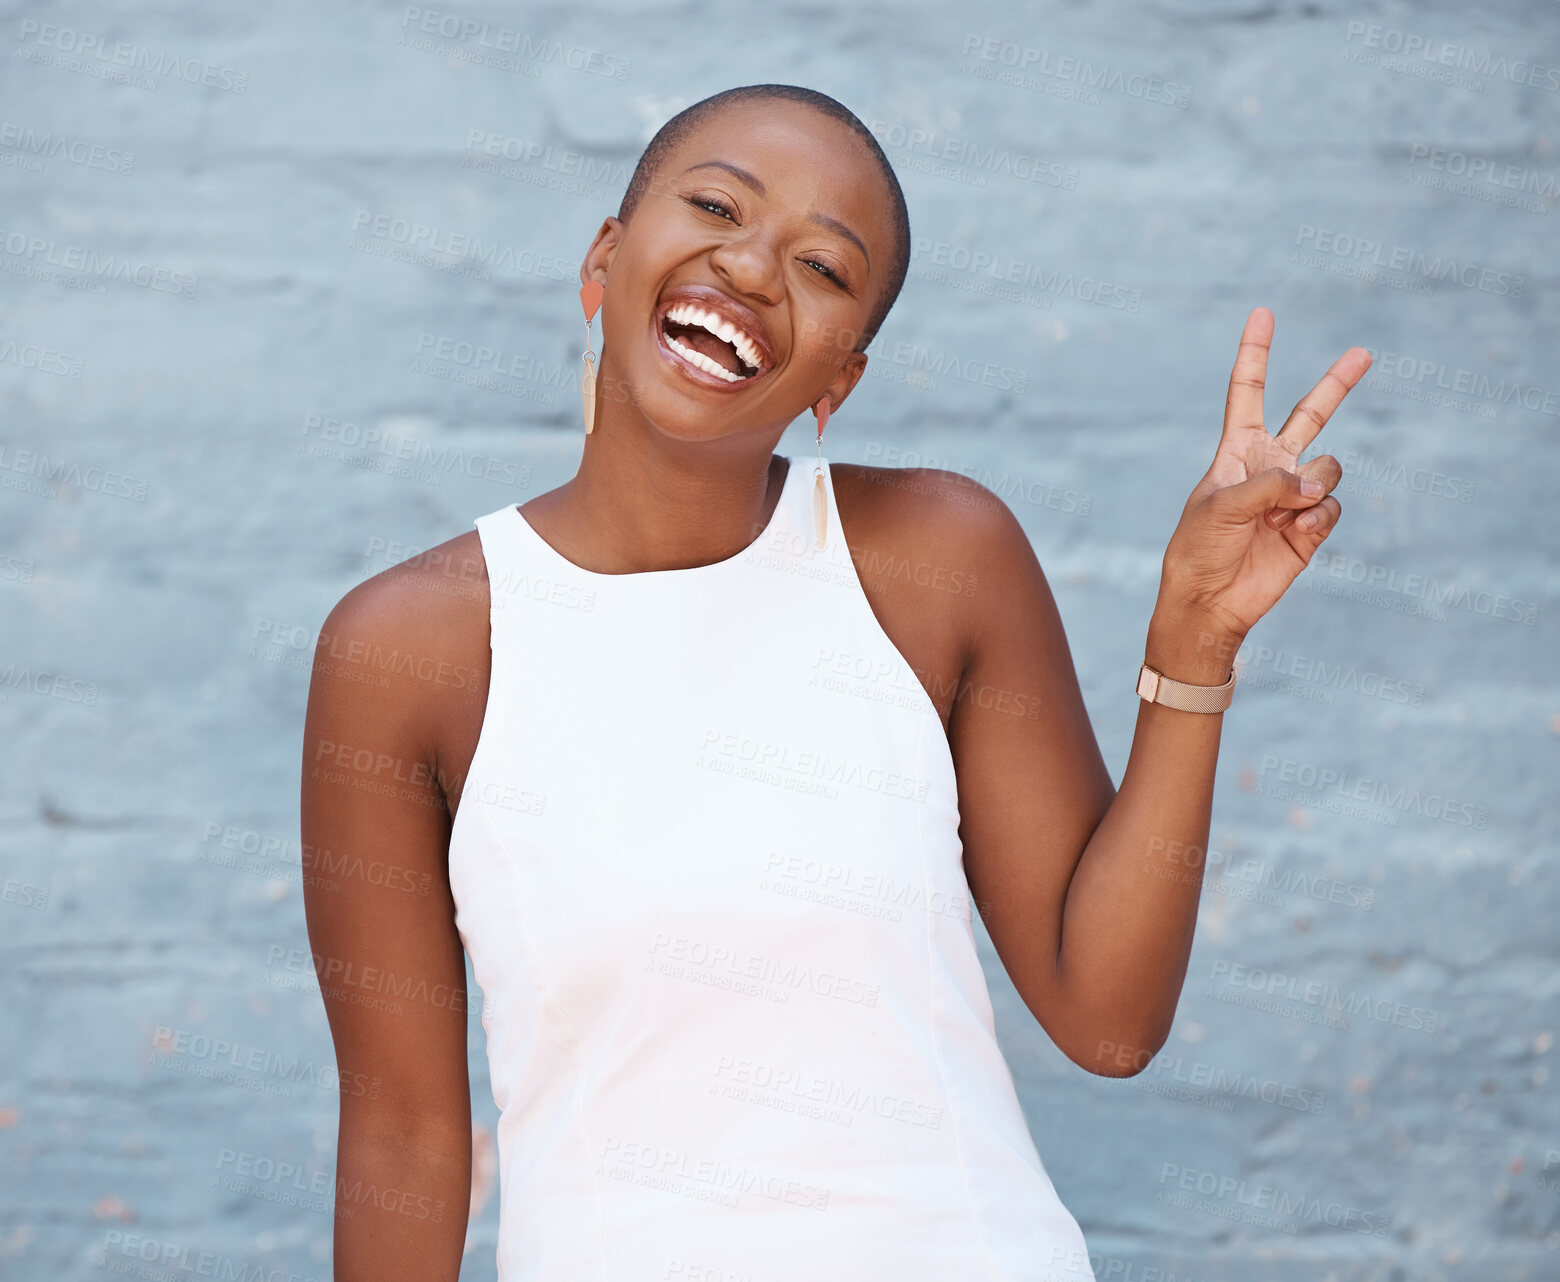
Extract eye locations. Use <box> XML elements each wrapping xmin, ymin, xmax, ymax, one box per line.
<box><xmin>802</xmin><ymin>258</ymin><xmax>847</xmax><ymax>288</ymax></box>
<box><xmin>687</xmin><ymin>195</ymin><xmax>736</xmax><ymax>220</ymax></box>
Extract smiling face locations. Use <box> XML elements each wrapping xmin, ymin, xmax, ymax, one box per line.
<box><xmin>581</xmin><ymin>98</ymin><xmax>897</xmax><ymax>442</ymax></box>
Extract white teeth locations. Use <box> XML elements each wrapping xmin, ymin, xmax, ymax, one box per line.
<box><xmin>733</xmin><ymin>332</ymin><xmax>762</xmax><ymax>371</ymax></box>
<box><xmin>663</xmin><ymin>300</ymin><xmax>765</xmax><ymax>375</ymax></box>
<box><xmin>665</xmin><ymin>332</ymin><xmax>745</xmax><ymax>382</ymax></box>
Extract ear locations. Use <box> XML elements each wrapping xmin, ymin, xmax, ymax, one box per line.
<box><xmin>820</xmin><ymin>350</ymin><xmax>869</xmax><ymax>418</ymax></box>
<box><xmin>580</xmin><ymin>216</ymin><xmax>624</xmax><ymax>289</ymax></box>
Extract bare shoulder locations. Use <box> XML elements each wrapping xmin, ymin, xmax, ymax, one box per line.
<box><xmin>310</xmin><ymin>527</ymin><xmax>493</xmax><ymax>809</ymax></box>
<box><xmin>831</xmin><ymin>461</ymin><xmax>1046</xmax><ymax>596</ymax></box>
<box><xmin>320</xmin><ymin>527</ymin><xmax>490</xmax><ymax>661</ymax></box>
<box><xmin>830</xmin><ymin>462</ymin><xmax>1049</xmax><ymax>724</ymax></box>
<box><xmin>832</xmin><ymin>459</ymin><xmax>1029</xmax><ymax>522</ymax></box>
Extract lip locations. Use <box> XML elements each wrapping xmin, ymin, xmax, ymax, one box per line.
<box><xmin>651</xmin><ymin>283</ymin><xmax>778</xmax><ymax>391</ymax></box>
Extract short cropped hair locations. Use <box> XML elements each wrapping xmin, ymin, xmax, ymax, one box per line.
<box><xmin>617</xmin><ymin>84</ymin><xmax>910</xmax><ymax>352</ymax></box>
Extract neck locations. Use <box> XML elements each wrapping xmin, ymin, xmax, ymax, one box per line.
<box><xmin>530</xmin><ymin>432</ymin><xmax>792</xmax><ymax>576</ymax></box>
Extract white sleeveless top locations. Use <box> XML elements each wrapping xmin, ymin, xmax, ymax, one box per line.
<box><xmin>449</xmin><ymin>454</ymin><xmax>1097</xmax><ymax>1282</ymax></box>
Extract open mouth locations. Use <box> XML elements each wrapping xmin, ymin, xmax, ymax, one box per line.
<box><xmin>655</xmin><ymin>294</ymin><xmax>772</xmax><ymax>386</ymax></box>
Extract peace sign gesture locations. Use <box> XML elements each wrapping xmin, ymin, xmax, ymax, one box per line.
<box><xmin>1156</xmin><ymin>307</ymin><xmax>1373</xmax><ymax>646</ymax></box>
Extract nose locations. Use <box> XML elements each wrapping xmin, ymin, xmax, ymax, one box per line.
<box><xmin>707</xmin><ymin>228</ymin><xmax>782</xmax><ymax>307</ymax></box>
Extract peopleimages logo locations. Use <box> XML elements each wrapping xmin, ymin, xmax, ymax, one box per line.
<box><xmin>860</xmin><ymin>332</ymin><xmax>1030</xmax><ymax>394</ymax></box>
<box><xmin>864</xmin><ymin>119</ymin><xmax>1079</xmax><ymax>189</ymax></box>
<box><xmin>1405</xmin><ymin>143</ymin><xmax>1559</xmax><ymax>208</ymax></box>
<box><xmin>711</xmin><ymin>1054</ymin><xmax>944</xmax><ymax>1129</ymax></box>
<box><xmin>0</xmin><ymin>226</ymin><xmax>198</xmax><ymax>297</ymax></box>
<box><xmin>1363</xmin><ymin>348</ymin><xmax>1560</xmax><ymax>420</ymax></box>
<box><xmin>1257</xmin><ymin>754</ymin><xmax>1489</xmax><ymax>829</ymax></box>
<box><xmin>1232</xmin><ymin>642</ymin><xmax>1425</xmax><ymax>705</ymax></box>
<box><xmin>348</xmin><ymin>210</ymin><xmax>574</xmax><ymax>279</ymax></box>
<box><xmin>398</xmin><ymin>7</ymin><xmax>631</xmax><ymax>79</ymax></box>
<box><xmin>958</xmin><ymin>34</ymin><xmax>1192</xmax><ymax>108</ymax></box>
<box><xmin>14</xmin><ymin>20</ymin><xmax>250</xmax><ymax>92</ymax></box>
<box><xmin>1159</xmin><ymin>1162</ymin><xmax>1392</xmax><ymax>1237</ymax></box>
<box><xmin>1343</xmin><ymin>21</ymin><xmax>1560</xmax><ymax>93</ymax></box>
<box><xmin>1127</xmin><ymin>1051</ymin><xmax>1326</xmax><ymax>1115</ymax></box>
<box><xmin>648</xmin><ymin>931</ymin><xmax>881</xmax><ymax>1008</ymax></box>
<box><xmin>597</xmin><ymin>1136</ymin><xmax>830</xmax><ymax>1211</ymax></box>
<box><xmin>303</xmin><ymin>409</ymin><xmax>527</xmax><ymax>484</ymax></box>
<box><xmin>1206</xmin><ymin>960</ymin><xmax>1443</xmax><ymax>1036</ymax></box>
<box><xmin>910</xmin><ymin>238</ymin><xmax>1141</xmax><ymax>312</ymax></box>
<box><xmin>1308</xmin><ymin>550</ymin><xmax>1538</xmax><ymax>625</ymax></box>
<box><xmin>0</xmin><ymin>121</ymin><xmax>135</xmax><ymax>173</ymax></box>
<box><xmin>0</xmin><ymin>338</ymin><xmax>83</xmax><ymax>379</ymax></box>
<box><xmin>695</xmin><ymin>727</ymin><xmax>931</xmax><ymax>803</ymax></box>
<box><xmin>1294</xmin><ymin>224</ymin><xmax>1524</xmax><ymax>297</ymax></box>
<box><xmin>1331</xmin><ymin>450</ymin><xmax>1479</xmax><ymax>503</ymax></box>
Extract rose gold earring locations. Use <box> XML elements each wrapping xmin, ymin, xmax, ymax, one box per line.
<box><xmin>812</xmin><ymin>396</ymin><xmax>830</xmax><ymax>550</ymax></box>
<box><xmin>580</xmin><ymin>280</ymin><xmax>604</xmax><ymax>434</ymax></box>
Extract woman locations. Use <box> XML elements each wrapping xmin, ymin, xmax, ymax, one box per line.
<box><xmin>300</xmin><ymin>83</ymin><xmax>1368</xmax><ymax>1282</ymax></box>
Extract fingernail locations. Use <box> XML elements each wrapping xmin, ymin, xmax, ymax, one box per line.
<box><xmin>1301</xmin><ymin>478</ymin><xmax>1324</xmax><ymax>498</ymax></box>
<box><xmin>1298</xmin><ymin>510</ymin><xmax>1320</xmax><ymax>530</ymax></box>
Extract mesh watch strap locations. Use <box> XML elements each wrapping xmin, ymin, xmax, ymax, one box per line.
<box><xmin>1136</xmin><ymin>662</ymin><xmax>1236</xmax><ymax>713</ymax></box>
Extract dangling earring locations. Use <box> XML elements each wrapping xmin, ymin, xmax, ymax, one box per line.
<box><xmin>812</xmin><ymin>395</ymin><xmax>830</xmax><ymax>550</ymax></box>
<box><xmin>579</xmin><ymin>279</ymin><xmax>604</xmax><ymax>434</ymax></box>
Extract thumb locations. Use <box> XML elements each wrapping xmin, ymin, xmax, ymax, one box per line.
<box><xmin>1214</xmin><ymin>465</ymin><xmax>1325</xmax><ymax>518</ymax></box>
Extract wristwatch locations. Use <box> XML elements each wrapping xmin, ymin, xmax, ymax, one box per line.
<box><xmin>1136</xmin><ymin>661</ymin><xmax>1236</xmax><ymax>713</ymax></box>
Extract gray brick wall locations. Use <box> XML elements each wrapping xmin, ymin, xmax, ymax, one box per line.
<box><xmin>2</xmin><ymin>2</ymin><xmax>1556</xmax><ymax>1278</ymax></box>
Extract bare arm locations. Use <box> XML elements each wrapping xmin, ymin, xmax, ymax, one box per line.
<box><xmin>300</xmin><ymin>573</ymin><xmax>476</xmax><ymax>1278</ymax></box>
<box><xmin>949</xmin><ymin>309</ymin><xmax>1369</xmax><ymax>1077</ymax></box>
<box><xmin>949</xmin><ymin>514</ymin><xmax>1234</xmax><ymax>1078</ymax></box>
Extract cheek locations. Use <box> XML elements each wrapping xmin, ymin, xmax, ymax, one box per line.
<box><xmin>621</xmin><ymin>205</ymin><xmax>704</xmax><ymax>266</ymax></box>
<box><xmin>793</xmin><ymin>313</ymin><xmax>861</xmax><ymax>378</ymax></box>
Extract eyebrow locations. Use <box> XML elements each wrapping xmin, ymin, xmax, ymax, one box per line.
<box><xmin>681</xmin><ymin>160</ymin><xmax>871</xmax><ymax>271</ymax></box>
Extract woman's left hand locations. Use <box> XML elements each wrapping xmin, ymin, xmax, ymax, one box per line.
<box><xmin>1156</xmin><ymin>307</ymin><xmax>1374</xmax><ymax>646</ymax></box>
